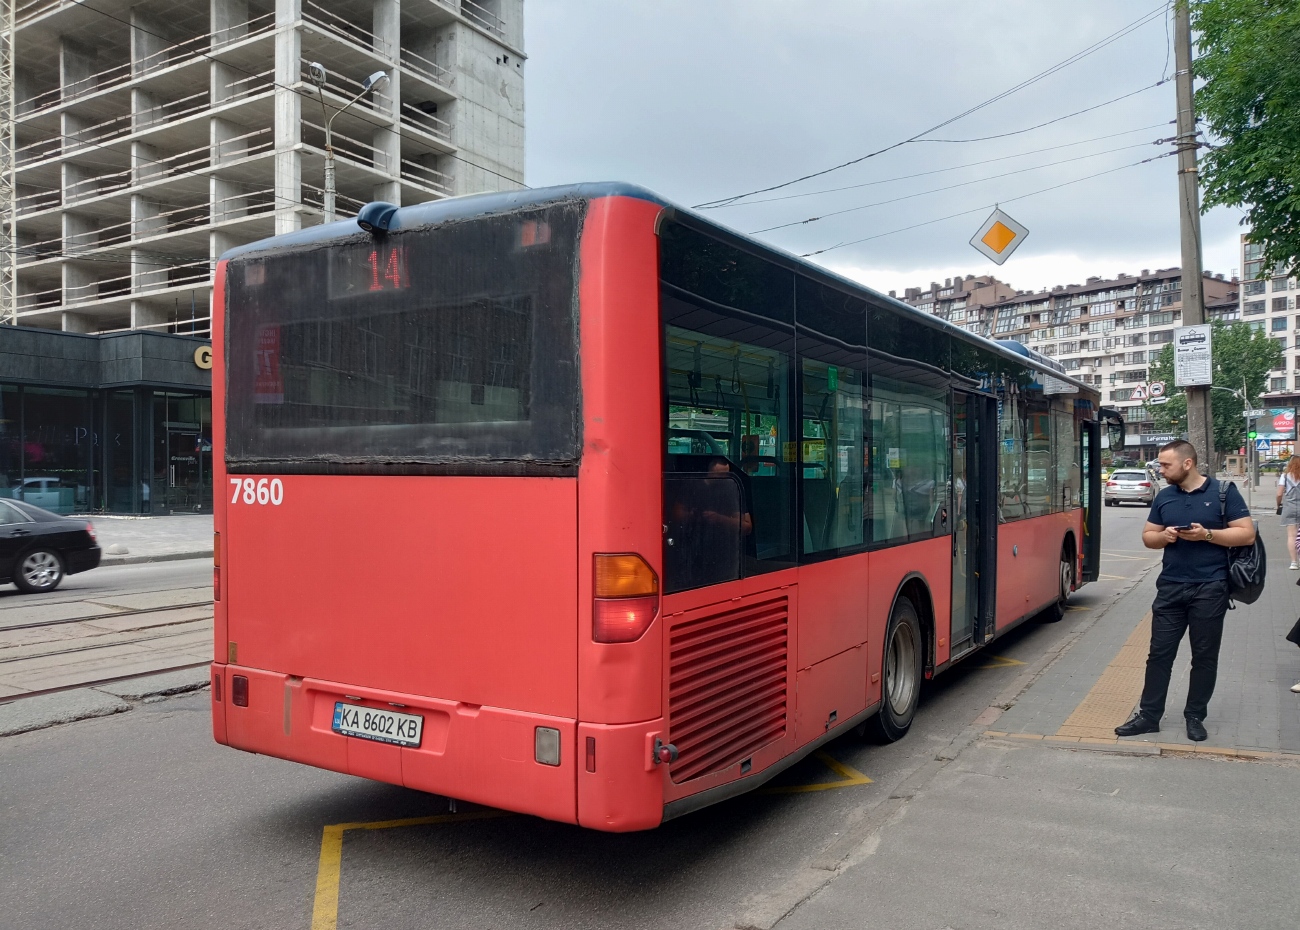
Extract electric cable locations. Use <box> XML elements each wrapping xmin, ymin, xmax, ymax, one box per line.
<box><xmin>717</xmin><ymin>123</ymin><xmax>1171</xmax><ymax>208</ymax></box>
<box><xmin>693</xmin><ymin>1</ymin><xmax>1169</xmax><ymax>209</ymax></box>
<box><xmin>748</xmin><ymin>139</ymin><xmax>1160</xmax><ymax>235</ymax></box>
<box><xmin>797</xmin><ymin>150</ymin><xmax>1175</xmax><ymax>258</ymax></box>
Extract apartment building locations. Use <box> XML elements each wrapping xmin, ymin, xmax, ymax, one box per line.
<box><xmin>0</xmin><ymin>0</ymin><xmax>525</xmax><ymax>514</ymax></box>
<box><xmin>1240</xmin><ymin>235</ymin><xmax>1300</xmax><ymax>401</ymax></box>
<box><xmin>893</xmin><ymin>268</ymin><xmax>1237</xmax><ymax>461</ymax></box>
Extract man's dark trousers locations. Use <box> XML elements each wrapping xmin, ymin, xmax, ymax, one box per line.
<box><xmin>1138</xmin><ymin>579</ymin><xmax>1229</xmax><ymax>721</ymax></box>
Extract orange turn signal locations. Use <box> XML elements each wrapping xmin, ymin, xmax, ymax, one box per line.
<box><xmin>593</xmin><ymin>553</ymin><xmax>658</xmax><ymax>599</ymax></box>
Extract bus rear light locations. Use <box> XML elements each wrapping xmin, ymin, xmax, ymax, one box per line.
<box><xmin>593</xmin><ymin>595</ymin><xmax>659</xmax><ymax>643</ymax></box>
<box><xmin>594</xmin><ymin>553</ymin><xmax>658</xmax><ymax>598</ymax></box>
<box><xmin>213</xmin><ymin>673</ymin><xmax>222</xmax><ymax>703</ymax></box>
<box><xmin>535</xmin><ymin>727</ymin><xmax>561</xmax><ymax>766</ymax></box>
<box><xmin>213</xmin><ymin>532</ymin><xmax>220</xmax><ymax>601</ymax></box>
<box><xmin>586</xmin><ymin>736</ymin><xmax>596</xmax><ymax>773</ymax></box>
<box><xmin>232</xmin><ymin>675</ymin><xmax>249</xmax><ymax>707</ymax></box>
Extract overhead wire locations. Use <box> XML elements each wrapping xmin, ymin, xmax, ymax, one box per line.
<box><xmin>714</xmin><ymin>123</ymin><xmax>1171</xmax><ymax>207</ymax></box>
<box><xmin>692</xmin><ymin>1</ymin><xmax>1170</xmax><ymax>210</ymax></box>
<box><xmin>749</xmin><ymin>139</ymin><xmax>1162</xmax><ymax>235</ymax></box>
<box><xmin>798</xmin><ymin>151</ymin><xmax>1176</xmax><ymax>258</ymax></box>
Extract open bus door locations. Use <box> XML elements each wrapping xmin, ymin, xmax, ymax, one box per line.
<box><xmin>1083</xmin><ymin>408</ymin><xmax>1126</xmax><ymax>582</ymax></box>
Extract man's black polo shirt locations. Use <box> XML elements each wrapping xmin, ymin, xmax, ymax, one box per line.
<box><xmin>1148</xmin><ymin>477</ymin><xmax>1250</xmax><ymax>583</ymax></box>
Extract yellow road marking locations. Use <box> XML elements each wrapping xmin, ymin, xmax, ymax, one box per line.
<box><xmin>760</xmin><ymin>750</ymin><xmax>873</xmax><ymax>794</ymax></box>
<box><xmin>311</xmin><ymin>810</ymin><xmax>511</xmax><ymax>930</ymax></box>
<box><xmin>976</xmin><ymin>654</ymin><xmax>1027</xmax><ymax>669</ymax></box>
<box><xmin>1054</xmin><ymin>611</ymin><xmax>1152</xmax><ymax>740</ymax></box>
<box><xmin>309</xmin><ymin>752</ymin><xmax>872</xmax><ymax>927</ymax></box>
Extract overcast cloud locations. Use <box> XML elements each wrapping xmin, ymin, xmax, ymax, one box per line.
<box><xmin>524</xmin><ymin>0</ymin><xmax>1244</xmax><ymax>297</ymax></box>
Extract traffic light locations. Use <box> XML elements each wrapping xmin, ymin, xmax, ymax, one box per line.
<box><xmin>1248</xmin><ymin>430</ymin><xmax>1258</xmax><ymax>440</ymax></box>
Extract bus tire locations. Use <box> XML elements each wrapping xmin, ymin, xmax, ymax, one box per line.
<box><xmin>1043</xmin><ymin>545</ymin><xmax>1074</xmax><ymax>623</ymax></box>
<box><xmin>866</xmin><ymin>597</ymin><xmax>923</xmax><ymax>743</ymax></box>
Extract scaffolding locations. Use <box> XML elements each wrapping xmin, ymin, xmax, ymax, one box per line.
<box><xmin>0</xmin><ymin>0</ymin><xmax>14</xmax><ymax>325</ymax></box>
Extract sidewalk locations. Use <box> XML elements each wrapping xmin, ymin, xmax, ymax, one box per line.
<box><xmin>764</xmin><ymin>503</ymin><xmax>1300</xmax><ymax>930</ymax></box>
<box><xmin>81</xmin><ymin>513</ymin><xmax>213</xmax><ymax>564</ymax></box>
<box><xmin>994</xmin><ymin>515</ymin><xmax>1300</xmax><ymax>754</ymax></box>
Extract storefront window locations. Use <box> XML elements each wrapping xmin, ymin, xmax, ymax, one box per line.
<box><xmin>0</xmin><ymin>385</ymin><xmax>18</xmax><ymax>499</ymax></box>
<box><xmin>153</xmin><ymin>392</ymin><xmax>212</xmax><ymax>513</ymax></box>
<box><xmin>20</xmin><ymin>388</ymin><xmax>91</xmax><ymax>514</ymax></box>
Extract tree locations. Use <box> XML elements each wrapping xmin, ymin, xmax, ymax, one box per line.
<box><xmin>1193</xmin><ymin>0</ymin><xmax>1300</xmax><ymax>276</ymax></box>
<box><xmin>1147</xmin><ymin>319</ymin><xmax>1283</xmax><ymax>455</ymax></box>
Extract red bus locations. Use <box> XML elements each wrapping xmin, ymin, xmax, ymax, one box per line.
<box><xmin>211</xmin><ymin>184</ymin><xmax>1117</xmax><ymax>831</ymax></box>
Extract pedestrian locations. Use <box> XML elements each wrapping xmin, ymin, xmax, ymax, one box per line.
<box><xmin>1277</xmin><ymin>454</ymin><xmax>1300</xmax><ymax>569</ymax></box>
<box><xmin>1115</xmin><ymin>439</ymin><xmax>1257</xmax><ymax>742</ymax></box>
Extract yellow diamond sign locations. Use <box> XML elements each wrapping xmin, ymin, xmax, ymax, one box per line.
<box><xmin>970</xmin><ymin>208</ymin><xmax>1029</xmax><ymax>265</ymax></box>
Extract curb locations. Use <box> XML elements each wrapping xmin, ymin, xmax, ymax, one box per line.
<box><xmin>0</xmin><ymin>667</ymin><xmax>209</xmax><ymax>737</ymax></box>
<box><xmin>99</xmin><ymin>550</ymin><xmax>213</xmax><ymax>566</ymax></box>
<box><xmin>984</xmin><ymin>731</ymin><xmax>1300</xmax><ymax>766</ymax></box>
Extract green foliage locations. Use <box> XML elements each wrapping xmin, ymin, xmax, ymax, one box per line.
<box><xmin>1148</xmin><ymin>319</ymin><xmax>1283</xmax><ymax>453</ymax></box>
<box><xmin>1192</xmin><ymin>0</ymin><xmax>1300</xmax><ymax>277</ymax></box>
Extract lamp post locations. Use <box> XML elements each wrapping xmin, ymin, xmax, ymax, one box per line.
<box><xmin>1209</xmin><ymin>383</ymin><xmax>1257</xmax><ymax>507</ymax></box>
<box><xmin>307</xmin><ymin>64</ymin><xmax>389</xmax><ymax>223</ymax></box>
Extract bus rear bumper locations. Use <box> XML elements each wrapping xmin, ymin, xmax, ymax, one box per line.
<box><xmin>214</xmin><ymin>664</ymin><xmax>580</xmax><ymax>825</ymax></box>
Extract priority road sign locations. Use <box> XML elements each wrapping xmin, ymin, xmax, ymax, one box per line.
<box><xmin>1256</xmin><ymin>438</ymin><xmax>1272</xmax><ymax>451</ymax></box>
<box><xmin>969</xmin><ymin>208</ymin><xmax>1029</xmax><ymax>265</ymax></box>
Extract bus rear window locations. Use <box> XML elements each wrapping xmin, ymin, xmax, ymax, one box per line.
<box><xmin>224</xmin><ymin>201</ymin><xmax>584</xmax><ymax>474</ymax></box>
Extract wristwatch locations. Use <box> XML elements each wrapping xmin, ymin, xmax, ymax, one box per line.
<box><xmin>1205</xmin><ymin>528</ymin><xmax>1214</xmax><ymax>543</ymax></box>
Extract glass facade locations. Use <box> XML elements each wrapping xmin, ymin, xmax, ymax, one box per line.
<box><xmin>0</xmin><ymin>383</ymin><xmax>211</xmax><ymax>515</ymax></box>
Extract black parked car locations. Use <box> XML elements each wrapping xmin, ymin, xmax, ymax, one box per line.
<box><xmin>0</xmin><ymin>498</ymin><xmax>101</xmax><ymax>593</ymax></box>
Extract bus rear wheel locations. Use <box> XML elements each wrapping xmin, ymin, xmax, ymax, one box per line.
<box><xmin>866</xmin><ymin>597</ymin><xmax>923</xmax><ymax>743</ymax></box>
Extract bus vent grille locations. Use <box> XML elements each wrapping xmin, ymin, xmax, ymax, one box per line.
<box><xmin>668</xmin><ymin>595</ymin><xmax>788</xmax><ymax>783</ymax></box>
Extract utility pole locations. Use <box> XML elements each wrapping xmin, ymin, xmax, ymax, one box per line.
<box><xmin>1175</xmin><ymin>1</ymin><xmax>1214</xmax><ymax>472</ymax></box>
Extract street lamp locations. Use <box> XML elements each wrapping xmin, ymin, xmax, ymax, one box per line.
<box><xmin>308</xmin><ymin>64</ymin><xmax>389</xmax><ymax>222</ymax></box>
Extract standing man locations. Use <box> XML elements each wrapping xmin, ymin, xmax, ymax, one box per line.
<box><xmin>1115</xmin><ymin>440</ymin><xmax>1256</xmax><ymax>742</ymax></box>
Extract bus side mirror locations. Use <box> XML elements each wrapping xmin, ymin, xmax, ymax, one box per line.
<box><xmin>1100</xmin><ymin>408</ymin><xmax>1125</xmax><ymax>450</ymax></box>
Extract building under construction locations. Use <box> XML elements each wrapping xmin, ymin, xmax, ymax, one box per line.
<box><xmin>0</xmin><ymin>0</ymin><xmax>525</xmax><ymax>513</ymax></box>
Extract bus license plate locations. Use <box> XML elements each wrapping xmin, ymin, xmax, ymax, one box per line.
<box><xmin>331</xmin><ymin>702</ymin><xmax>423</xmax><ymax>748</ymax></box>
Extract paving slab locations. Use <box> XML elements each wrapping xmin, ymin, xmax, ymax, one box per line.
<box><xmin>774</xmin><ymin>739</ymin><xmax>1300</xmax><ymax>930</ymax></box>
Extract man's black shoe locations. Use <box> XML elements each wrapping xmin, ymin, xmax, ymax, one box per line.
<box><xmin>1186</xmin><ymin>717</ymin><xmax>1208</xmax><ymax>742</ymax></box>
<box><xmin>1115</xmin><ymin>714</ymin><xmax>1160</xmax><ymax>737</ymax></box>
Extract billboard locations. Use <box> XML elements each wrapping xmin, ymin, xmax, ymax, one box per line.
<box><xmin>1257</xmin><ymin>407</ymin><xmax>1296</xmax><ymax>441</ymax></box>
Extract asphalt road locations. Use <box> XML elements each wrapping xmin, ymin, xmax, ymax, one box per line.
<box><xmin>0</xmin><ymin>558</ymin><xmax>213</xmax><ymax>613</ymax></box>
<box><xmin>0</xmin><ymin>510</ymin><xmax>1161</xmax><ymax>930</ymax></box>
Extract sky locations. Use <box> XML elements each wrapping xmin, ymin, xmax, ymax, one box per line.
<box><xmin>523</xmin><ymin>0</ymin><xmax>1245</xmax><ymax>298</ymax></box>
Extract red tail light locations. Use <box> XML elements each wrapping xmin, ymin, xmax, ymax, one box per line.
<box><xmin>85</xmin><ymin>522</ymin><xmax>96</xmax><ymax>541</ymax></box>
<box><xmin>1138</xmin><ymin>481</ymin><xmax>1152</xmax><ymax>487</ymax></box>
<box><xmin>585</xmin><ymin>736</ymin><xmax>596</xmax><ymax>773</ymax></box>
<box><xmin>592</xmin><ymin>553</ymin><xmax>659</xmax><ymax>643</ymax></box>
<box><xmin>213</xmin><ymin>673</ymin><xmax>222</xmax><ymax>703</ymax></box>
<box><xmin>1106</xmin><ymin>481</ymin><xmax>1118</xmax><ymax>487</ymax></box>
<box><xmin>213</xmin><ymin>531</ymin><xmax>220</xmax><ymax>601</ymax></box>
<box><xmin>593</xmin><ymin>596</ymin><xmax>659</xmax><ymax>643</ymax></box>
<box><xmin>232</xmin><ymin>675</ymin><xmax>249</xmax><ymax>707</ymax></box>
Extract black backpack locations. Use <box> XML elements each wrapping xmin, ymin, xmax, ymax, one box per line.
<box><xmin>1219</xmin><ymin>482</ymin><xmax>1265</xmax><ymax>605</ymax></box>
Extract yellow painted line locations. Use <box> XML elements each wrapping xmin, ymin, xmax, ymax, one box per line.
<box><xmin>310</xmin><ymin>810</ymin><xmax>511</xmax><ymax>930</ymax></box>
<box><xmin>976</xmin><ymin>654</ymin><xmax>1026</xmax><ymax>669</ymax></box>
<box><xmin>761</xmin><ymin>750</ymin><xmax>873</xmax><ymax>794</ymax></box>
<box><xmin>1053</xmin><ymin>611</ymin><xmax>1152</xmax><ymax>741</ymax></box>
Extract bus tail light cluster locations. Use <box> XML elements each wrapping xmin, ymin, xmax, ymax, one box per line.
<box><xmin>592</xmin><ymin>553</ymin><xmax>659</xmax><ymax>644</ymax></box>
<box><xmin>232</xmin><ymin>675</ymin><xmax>249</xmax><ymax>707</ymax></box>
<box><xmin>213</xmin><ymin>531</ymin><xmax>221</xmax><ymax>601</ymax></box>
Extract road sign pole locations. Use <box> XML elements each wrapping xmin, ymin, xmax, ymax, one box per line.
<box><xmin>1175</xmin><ymin>2</ymin><xmax>1214</xmax><ymax>472</ymax></box>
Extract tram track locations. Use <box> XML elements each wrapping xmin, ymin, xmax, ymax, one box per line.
<box><xmin>0</xmin><ymin>661</ymin><xmax>210</xmax><ymax>704</ymax></box>
<box><xmin>0</xmin><ymin>600</ymin><xmax>214</xmax><ymax>634</ymax></box>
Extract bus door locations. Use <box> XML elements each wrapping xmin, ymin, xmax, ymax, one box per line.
<box><xmin>1080</xmin><ymin>418</ymin><xmax>1102</xmax><ymax>582</ymax></box>
<box><xmin>951</xmin><ymin>392</ymin><xmax>998</xmax><ymax>653</ymax></box>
